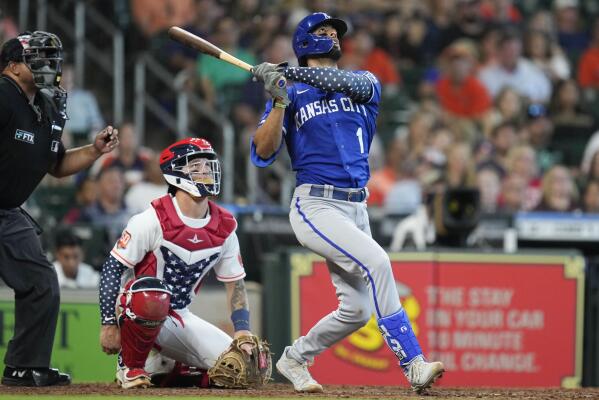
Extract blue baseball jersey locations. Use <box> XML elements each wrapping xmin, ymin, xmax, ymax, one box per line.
<box><xmin>250</xmin><ymin>70</ymin><xmax>381</xmax><ymax>188</ymax></box>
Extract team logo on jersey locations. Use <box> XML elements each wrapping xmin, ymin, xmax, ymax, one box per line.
<box><xmin>187</xmin><ymin>234</ymin><xmax>203</xmax><ymax>244</ymax></box>
<box><xmin>117</xmin><ymin>230</ymin><xmax>132</xmax><ymax>249</ymax></box>
<box><xmin>14</xmin><ymin>129</ymin><xmax>35</xmax><ymax>144</ymax></box>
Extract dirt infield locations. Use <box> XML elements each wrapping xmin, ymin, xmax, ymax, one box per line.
<box><xmin>0</xmin><ymin>383</ymin><xmax>597</xmax><ymax>399</ymax></box>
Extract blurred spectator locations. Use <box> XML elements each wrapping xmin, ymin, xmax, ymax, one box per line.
<box><xmin>522</xmin><ymin>103</ymin><xmax>559</xmax><ymax>172</ymax></box>
<box><xmin>523</xmin><ymin>30</ymin><xmax>571</xmax><ymax>82</ymax></box>
<box><xmin>527</xmin><ymin>10</ymin><xmax>557</xmax><ymax>37</ymax></box>
<box><xmin>368</xmin><ymin>136</ymin><xmax>408</xmax><ymax>206</ymax></box>
<box><xmin>480</xmin><ymin>0</ymin><xmax>522</xmax><ymax>25</ymax></box>
<box><xmin>505</xmin><ymin>145</ymin><xmax>542</xmax><ymax>210</ymax></box>
<box><xmin>125</xmin><ymin>154</ymin><xmax>168</xmax><ymax>213</ymax></box>
<box><xmin>62</xmin><ymin>175</ymin><xmax>98</xmax><ymax>224</ymax></box>
<box><xmin>577</xmin><ymin>16</ymin><xmax>599</xmax><ymax>89</ymax></box>
<box><xmin>554</xmin><ymin>0</ymin><xmax>590</xmax><ymax>62</ymax></box>
<box><xmin>476</xmin><ymin>164</ymin><xmax>502</xmax><ymax>213</ymax></box>
<box><xmin>498</xmin><ymin>173</ymin><xmax>528</xmax><ymax>212</ymax></box>
<box><xmin>196</xmin><ymin>17</ymin><xmax>256</xmax><ymax>110</ymax></box>
<box><xmin>441</xmin><ymin>142</ymin><xmax>477</xmax><ymax>188</ymax></box>
<box><xmin>489</xmin><ymin>120</ymin><xmax>519</xmax><ymax>172</ymax></box>
<box><xmin>78</xmin><ymin>166</ymin><xmax>131</xmax><ymax>244</ymax></box>
<box><xmin>584</xmin><ymin>147</ymin><xmax>599</xmax><ymax>180</ymax></box>
<box><xmin>479</xmin><ymin>27</ymin><xmax>501</xmax><ymax>67</ymax></box>
<box><xmin>52</xmin><ymin>229</ymin><xmax>99</xmax><ymax>289</ymax></box>
<box><xmin>96</xmin><ymin>122</ymin><xmax>151</xmax><ymax>187</ymax></box>
<box><xmin>342</xmin><ymin>28</ymin><xmax>401</xmax><ymax>88</ymax></box>
<box><xmin>61</xmin><ymin>64</ymin><xmax>105</xmax><ymax>144</ymax></box>
<box><xmin>0</xmin><ymin>10</ymin><xmax>18</xmax><ymax>43</ymax></box>
<box><xmin>383</xmin><ymin>148</ymin><xmax>423</xmax><ymax>215</ymax></box>
<box><xmin>398</xmin><ymin>10</ymin><xmax>436</xmax><ymax>66</ymax></box>
<box><xmin>549</xmin><ymin>78</ymin><xmax>596</xmax><ymax>167</ymax></box>
<box><xmin>479</xmin><ymin>28</ymin><xmax>552</xmax><ymax>102</ymax></box>
<box><xmin>131</xmin><ymin>0</ymin><xmax>196</xmax><ymax>37</ymax></box>
<box><xmin>436</xmin><ymin>39</ymin><xmax>492</xmax><ymax>119</ymax></box>
<box><xmin>439</xmin><ymin>0</ymin><xmax>489</xmax><ymax>51</ymax></box>
<box><xmin>406</xmin><ymin>111</ymin><xmax>436</xmax><ymax>166</ymax></box>
<box><xmin>535</xmin><ymin>165</ymin><xmax>579</xmax><ymax>211</ymax></box>
<box><xmin>582</xmin><ymin>179</ymin><xmax>599</xmax><ymax>212</ymax></box>
<box><xmin>580</xmin><ymin>131</ymin><xmax>599</xmax><ymax>176</ymax></box>
<box><xmin>482</xmin><ymin>86</ymin><xmax>524</xmax><ymax>135</ymax></box>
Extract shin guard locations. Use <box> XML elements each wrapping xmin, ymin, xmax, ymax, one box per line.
<box><xmin>118</xmin><ymin>277</ymin><xmax>172</xmax><ymax>369</ymax></box>
<box><xmin>378</xmin><ymin>308</ymin><xmax>423</xmax><ymax>368</ymax></box>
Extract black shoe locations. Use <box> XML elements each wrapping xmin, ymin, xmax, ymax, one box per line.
<box><xmin>1</xmin><ymin>366</ymin><xmax>71</xmax><ymax>386</ymax></box>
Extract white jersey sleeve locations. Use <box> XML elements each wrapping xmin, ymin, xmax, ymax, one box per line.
<box><xmin>110</xmin><ymin>208</ymin><xmax>162</xmax><ymax>268</ymax></box>
<box><xmin>213</xmin><ymin>232</ymin><xmax>246</xmax><ymax>282</ymax></box>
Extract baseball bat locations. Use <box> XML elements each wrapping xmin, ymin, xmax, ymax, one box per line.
<box><xmin>168</xmin><ymin>26</ymin><xmax>286</xmax><ymax>89</ymax></box>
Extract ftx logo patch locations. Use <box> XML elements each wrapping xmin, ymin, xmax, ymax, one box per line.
<box><xmin>15</xmin><ymin>129</ymin><xmax>35</xmax><ymax>144</ymax></box>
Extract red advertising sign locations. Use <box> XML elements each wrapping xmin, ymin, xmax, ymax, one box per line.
<box><xmin>290</xmin><ymin>253</ymin><xmax>584</xmax><ymax>388</ymax></box>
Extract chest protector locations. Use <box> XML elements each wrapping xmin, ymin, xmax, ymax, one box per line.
<box><xmin>151</xmin><ymin>195</ymin><xmax>237</xmax><ymax>251</ymax></box>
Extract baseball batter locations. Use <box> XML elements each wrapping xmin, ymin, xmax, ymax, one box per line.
<box><xmin>251</xmin><ymin>13</ymin><xmax>444</xmax><ymax>393</ymax></box>
<box><xmin>98</xmin><ymin>138</ymin><xmax>255</xmax><ymax>389</ymax></box>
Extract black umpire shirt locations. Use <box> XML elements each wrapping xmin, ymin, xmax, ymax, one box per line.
<box><xmin>0</xmin><ymin>74</ymin><xmax>66</xmax><ymax>209</ymax></box>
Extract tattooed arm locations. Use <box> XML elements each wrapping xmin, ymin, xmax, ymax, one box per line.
<box><xmin>225</xmin><ymin>279</ymin><xmax>251</xmax><ymax>336</ymax></box>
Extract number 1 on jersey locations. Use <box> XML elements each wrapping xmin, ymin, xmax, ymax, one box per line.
<box><xmin>356</xmin><ymin>127</ymin><xmax>364</xmax><ymax>154</ymax></box>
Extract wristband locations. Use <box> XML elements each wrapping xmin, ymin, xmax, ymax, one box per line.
<box><xmin>273</xmin><ymin>100</ymin><xmax>287</xmax><ymax>109</ymax></box>
<box><xmin>231</xmin><ymin>308</ymin><xmax>250</xmax><ymax>331</ymax></box>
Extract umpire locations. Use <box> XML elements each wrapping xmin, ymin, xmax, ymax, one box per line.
<box><xmin>0</xmin><ymin>31</ymin><xmax>119</xmax><ymax>386</ymax></box>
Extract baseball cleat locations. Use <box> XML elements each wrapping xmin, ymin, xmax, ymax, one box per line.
<box><xmin>403</xmin><ymin>356</ymin><xmax>445</xmax><ymax>394</ymax></box>
<box><xmin>276</xmin><ymin>347</ymin><xmax>323</xmax><ymax>393</ymax></box>
<box><xmin>116</xmin><ymin>367</ymin><xmax>152</xmax><ymax>389</ymax></box>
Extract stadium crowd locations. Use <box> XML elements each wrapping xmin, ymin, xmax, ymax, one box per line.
<box><xmin>2</xmin><ymin>0</ymin><xmax>599</xmax><ymax>284</ymax></box>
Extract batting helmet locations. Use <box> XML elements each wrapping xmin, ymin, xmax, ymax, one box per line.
<box><xmin>292</xmin><ymin>12</ymin><xmax>348</xmax><ymax>61</ymax></box>
<box><xmin>159</xmin><ymin>137</ymin><xmax>221</xmax><ymax>198</ymax></box>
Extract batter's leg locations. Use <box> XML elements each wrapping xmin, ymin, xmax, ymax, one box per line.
<box><xmin>290</xmin><ymin>197</ymin><xmax>444</xmax><ymax>391</ymax></box>
<box><xmin>287</xmin><ymin>260</ymin><xmax>371</xmax><ymax>363</ymax></box>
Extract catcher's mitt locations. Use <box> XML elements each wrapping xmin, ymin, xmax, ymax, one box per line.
<box><xmin>208</xmin><ymin>334</ymin><xmax>272</xmax><ymax>389</ymax></box>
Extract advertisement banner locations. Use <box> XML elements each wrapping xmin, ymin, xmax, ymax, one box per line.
<box><xmin>0</xmin><ymin>302</ymin><xmax>116</xmax><ymax>382</ymax></box>
<box><xmin>290</xmin><ymin>252</ymin><xmax>584</xmax><ymax>388</ymax></box>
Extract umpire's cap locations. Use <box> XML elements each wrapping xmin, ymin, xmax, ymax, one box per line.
<box><xmin>0</xmin><ymin>33</ymin><xmax>28</xmax><ymax>69</ymax></box>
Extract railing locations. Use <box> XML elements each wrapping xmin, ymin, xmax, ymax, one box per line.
<box><xmin>134</xmin><ymin>55</ymin><xmax>235</xmax><ymax>203</ymax></box>
<box><xmin>19</xmin><ymin>0</ymin><xmax>124</xmax><ymax>125</ymax></box>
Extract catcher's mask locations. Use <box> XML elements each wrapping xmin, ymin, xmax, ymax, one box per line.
<box><xmin>17</xmin><ymin>31</ymin><xmax>64</xmax><ymax>89</ymax></box>
<box><xmin>159</xmin><ymin>137</ymin><xmax>221</xmax><ymax>198</ymax></box>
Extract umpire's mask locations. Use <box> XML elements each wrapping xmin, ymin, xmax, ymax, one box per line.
<box><xmin>19</xmin><ymin>31</ymin><xmax>64</xmax><ymax>89</ymax></box>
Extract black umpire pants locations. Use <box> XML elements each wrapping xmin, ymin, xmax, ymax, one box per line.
<box><xmin>0</xmin><ymin>208</ymin><xmax>60</xmax><ymax>368</ymax></box>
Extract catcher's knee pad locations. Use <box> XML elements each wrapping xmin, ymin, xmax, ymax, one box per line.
<box><xmin>118</xmin><ymin>277</ymin><xmax>172</xmax><ymax>369</ymax></box>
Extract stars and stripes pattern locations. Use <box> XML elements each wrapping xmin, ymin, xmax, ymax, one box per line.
<box><xmin>160</xmin><ymin>247</ymin><xmax>220</xmax><ymax>310</ymax></box>
<box><xmin>284</xmin><ymin>66</ymin><xmax>374</xmax><ymax>103</ymax></box>
<box><xmin>99</xmin><ymin>255</ymin><xmax>127</xmax><ymax>325</ymax></box>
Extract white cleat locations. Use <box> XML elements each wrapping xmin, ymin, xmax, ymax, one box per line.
<box><xmin>276</xmin><ymin>347</ymin><xmax>323</xmax><ymax>393</ymax></box>
<box><xmin>116</xmin><ymin>367</ymin><xmax>152</xmax><ymax>389</ymax></box>
<box><xmin>404</xmin><ymin>356</ymin><xmax>445</xmax><ymax>394</ymax></box>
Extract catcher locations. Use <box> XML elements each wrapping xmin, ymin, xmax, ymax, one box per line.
<box><xmin>98</xmin><ymin>137</ymin><xmax>271</xmax><ymax>389</ymax></box>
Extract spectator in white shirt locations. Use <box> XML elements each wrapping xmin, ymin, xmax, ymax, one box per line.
<box><xmin>479</xmin><ymin>28</ymin><xmax>552</xmax><ymax>103</ymax></box>
<box><xmin>124</xmin><ymin>153</ymin><xmax>168</xmax><ymax>213</ymax></box>
<box><xmin>52</xmin><ymin>229</ymin><xmax>99</xmax><ymax>289</ymax></box>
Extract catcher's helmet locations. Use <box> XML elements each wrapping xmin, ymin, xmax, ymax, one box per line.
<box><xmin>292</xmin><ymin>12</ymin><xmax>347</xmax><ymax>61</ymax></box>
<box><xmin>159</xmin><ymin>137</ymin><xmax>221</xmax><ymax>198</ymax></box>
<box><xmin>18</xmin><ymin>31</ymin><xmax>63</xmax><ymax>89</ymax></box>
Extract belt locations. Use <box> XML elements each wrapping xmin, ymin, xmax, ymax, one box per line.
<box><xmin>308</xmin><ymin>185</ymin><xmax>367</xmax><ymax>202</ymax></box>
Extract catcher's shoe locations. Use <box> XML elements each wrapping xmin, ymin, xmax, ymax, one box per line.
<box><xmin>116</xmin><ymin>367</ymin><xmax>152</xmax><ymax>389</ymax></box>
<box><xmin>403</xmin><ymin>356</ymin><xmax>444</xmax><ymax>393</ymax></box>
<box><xmin>276</xmin><ymin>347</ymin><xmax>323</xmax><ymax>393</ymax></box>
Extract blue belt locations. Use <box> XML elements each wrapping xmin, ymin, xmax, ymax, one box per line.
<box><xmin>308</xmin><ymin>186</ymin><xmax>367</xmax><ymax>202</ymax></box>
